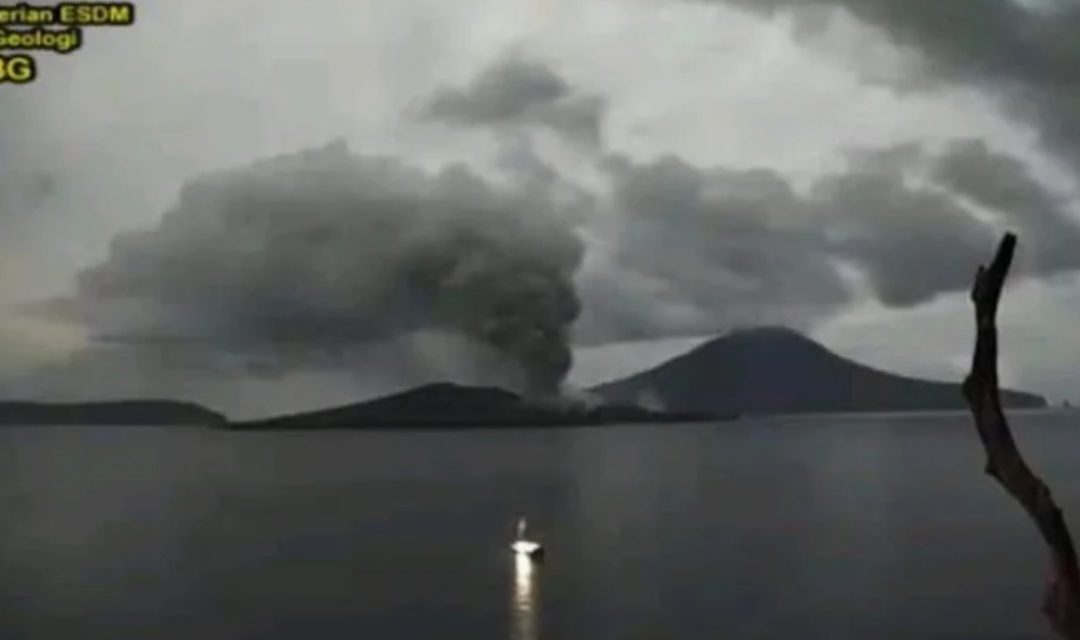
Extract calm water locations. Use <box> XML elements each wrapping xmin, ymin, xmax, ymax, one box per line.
<box><xmin>2</xmin><ymin>412</ymin><xmax>1078</xmax><ymax>639</ymax></box>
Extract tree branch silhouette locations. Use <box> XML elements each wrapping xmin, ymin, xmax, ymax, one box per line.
<box><xmin>962</xmin><ymin>232</ymin><xmax>1080</xmax><ymax>638</ymax></box>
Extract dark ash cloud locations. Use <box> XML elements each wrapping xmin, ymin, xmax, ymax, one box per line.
<box><xmin>42</xmin><ymin>134</ymin><xmax>1080</xmax><ymax>370</ymax></box>
<box><xmin>62</xmin><ymin>140</ymin><xmax>585</xmax><ymax>395</ymax></box>
<box><xmin>422</xmin><ymin>54</ymin><xmax>606</xmax><ymax>148</ymax></box>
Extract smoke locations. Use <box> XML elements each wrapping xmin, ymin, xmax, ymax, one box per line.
<box><xmin>421</xmin><ymin>53</ymin><xmax>606</xmax><ymax>149</ymax></box>
<box><xmin>635</xmin><ymin>387</ymin><xmax>667</xmax><ymax>412</ymax></box>
<box><xmin>61</xmin><ymin>140</ymin><xmax>584</xmax><ymax>396</ymax></box>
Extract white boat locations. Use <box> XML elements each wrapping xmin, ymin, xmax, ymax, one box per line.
<box><xmin>511</xmin><ymin>517</ymin><xmax>545</xmax><ymax>559</ymax></box>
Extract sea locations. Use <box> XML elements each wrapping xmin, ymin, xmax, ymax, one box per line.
<box><xmin>1</xmin><ymin>411</ymin><xmax>1075</xmax><ymax>639</ymax></box>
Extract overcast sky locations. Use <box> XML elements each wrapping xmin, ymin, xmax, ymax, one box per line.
<box><xmin>3</xmin><ymin>0</ymin><xmax>1080</xmax><ymax>416</ymax></box>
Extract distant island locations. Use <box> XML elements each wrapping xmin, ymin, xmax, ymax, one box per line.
<box><xmin>227</xmin><ymin>383</ymin><xmax>721</xmax><ymax>430</ymax></box>
<box><xmin>0</xmin><ymin>400</ymin><xmax>227</xmax><ymax>426</ymax></box>
<box><xmin>0</xmin><ymin>327</ymin><xmax>1049</xmax><ymax>428</ymax></box>
<box><xmin>591</xmin><ymin>327</ymin><xmax>1047</xmax><ymax>416</ymax></box>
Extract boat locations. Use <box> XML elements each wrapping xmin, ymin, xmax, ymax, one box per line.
<box><xmin>511</xmin><ymin>517</ymin><xmax>545</xmax><ymax>560</ymax></box>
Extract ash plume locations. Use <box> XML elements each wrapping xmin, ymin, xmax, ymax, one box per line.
<box><xmin>63</xmin><ymin>141</ymin><xmax>584</xmax><ymax>396</ymax></box>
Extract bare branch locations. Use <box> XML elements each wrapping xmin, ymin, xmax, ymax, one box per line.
<box><xmin>962</xmin><ymin>232</ymin><xmax>1080</xmax><ymax>638</ymax></box>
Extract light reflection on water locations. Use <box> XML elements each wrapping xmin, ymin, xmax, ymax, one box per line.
<box><xmin>512</xmin><ymin>552</ymin><xmax>540</xmax><ymax>640</ymax></box>
<box><xmin>4</xmin><ymin>415</ymin><xmax>1076</xmax><ymax>638</ymax></box>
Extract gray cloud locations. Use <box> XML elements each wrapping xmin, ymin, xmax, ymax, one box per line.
<box><xmin>932</xmin><ymin>138</ymin><xmax>1080</xmax><ymax>274</ymax></box>
<box><xmin>576</xmin><ymin>138</ymin><xmax>1080</xmax><ymax>343</ymax></box>
<box><xmin>577</xmin><ymin>154</ymin><xmax>843</xmax><ymax>344</ymax></box>
<box><xmin>59</xmin><ymin>140</ymin><xmax>584</xmax><ymax>395</ymax></box>
<box><xmin>15</xmin><ymin>8</ymin><xmax>1080</xmax><ymax>402</ymax></box>
<box><xmin>806</xmin><ymin>141</ymin><xmax>1080</xmax><ymax>307</ymax></box>
<box><xmin>596</xmin><ymin>154</ymin><xmax>849</xmax><ymax>333</ymax></box>
<box><xmin>422</xmin><ymin>54</ymin><xmax>606</xmax><ymax>148</ymax></box>
<box><xmin>26</xmin><ymin>132</ymin><xmax>1080</xmax><ymax>390</ymax></box>
<box><xmin>813</xmin><ymin>165</ymin><xmax>997</xmax><ymax>306</ymax></box>
<box><xmin>695</xmin><ymin>0</ymin><xmax>1080</xmax><ymax>177</ymax></box>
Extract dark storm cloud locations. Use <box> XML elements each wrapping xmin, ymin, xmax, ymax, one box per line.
<box><xmin>932</xmin><ymin>139</ymin><xmax>1080</xmax><ymax>274</ymax></box>
<box><xmin>577</xmin><ymin>138</ymin><xmax>1080</xmax><ymax>342</ymax></box>
<box><xmin>695</xmin><ymin>0</ymin><xmax>1080</xmax><ymax>175</ymax></box>
<box><xmin>810</xmin><ymin>140</ymin><xmax>1080</xmax><ymax>302</ymax></box>
<box><xmin>606</xmin><ymin>154</ymin><xmax>849</xmax><ymax>314</ymax></box>
<box><xmin>576</xmin><ymin>154</ymin><xmax>847</xmax><ymax>343</ymax></box>
<box><xmin>422</xmin><ymin>54</ymin><xmax>606</xmax><ymax>148</ymax></box>
<box><xmin>63</xmin><ymin>140</ymin><xmax>584</xmax><ymax>394</ymax></box>
<box><xmin>811</xmin><ymin>164</ymin><xmax>997</xmax><ymax>306</ymax></box>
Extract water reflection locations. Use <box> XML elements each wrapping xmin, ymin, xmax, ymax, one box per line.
<box><xmin>511</xmin><ymin>552</ymin><xmax>540</xmax><ymax>640</ymax></box>
<box><xmin>1</xmin><ymin>418</ymin><xmax>1064</xmax><ymax>638</ymax></box>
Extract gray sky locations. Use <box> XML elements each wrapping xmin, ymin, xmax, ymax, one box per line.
<box><xmin>3</xmin><ymin>0</ymin><xmax>1080</xmax><ymax>415</ymax></box>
